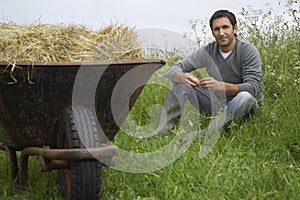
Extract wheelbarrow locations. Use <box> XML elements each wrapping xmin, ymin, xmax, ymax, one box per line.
<box><xmin>0</xmin><ymin>59</ymin><xmax>165</xmax><ymax>199</ymax></box>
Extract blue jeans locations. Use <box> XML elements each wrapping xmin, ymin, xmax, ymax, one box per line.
<box><xmin>169</xmin><ymin>83</ymin><xmax>259</xmax><ymax>127</ymax></box>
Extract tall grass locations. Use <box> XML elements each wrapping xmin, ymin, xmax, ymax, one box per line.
<box><xmin>0</xmin><ymin>1</ymin><xmax>299</xmax><ymax>199</ymax></box>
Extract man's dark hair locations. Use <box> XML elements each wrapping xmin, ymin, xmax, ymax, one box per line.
<box><xmin>209</xmin><ymin>10</ymin><xmax>237</xmax><ymax>30</ymax></box>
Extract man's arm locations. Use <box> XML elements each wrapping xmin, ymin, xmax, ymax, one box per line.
<box><xmin>237</xmin><ymin>44</ymin><xmax>262</xmax><ymax>98</ymax></box>
<box><xmin>167</xmin><ymin>47</ymin><xmax>211</xmax><ymax>83</ymax></box>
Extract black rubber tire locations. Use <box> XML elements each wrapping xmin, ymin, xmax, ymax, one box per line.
<box><xmin>57</xmin><ymin>107</ymin><xmax>102</xmax><ymax>200</ymax></box>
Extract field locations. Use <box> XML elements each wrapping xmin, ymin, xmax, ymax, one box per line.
<box><xmin>0</xmin><ymin>2</ymin><xmax>299</xmax><ymax>200</ymax></box>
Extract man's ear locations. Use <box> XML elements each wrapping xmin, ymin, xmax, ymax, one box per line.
<box><xmin>234</xmin><ymin>24</ymin><xmax>238</xmax><ymax>34</ymax></box>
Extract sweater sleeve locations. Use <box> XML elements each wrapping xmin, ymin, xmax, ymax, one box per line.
<box><xmin>237</xmin><ymin>44</ymin><xmax>262</xmax><ymax>97</ymax></box>
<box><xmin>166</xmin><ymin>47</ymin><xmax>211</xmax><ymax>82</ymax></box>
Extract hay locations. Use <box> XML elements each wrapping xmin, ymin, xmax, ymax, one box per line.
<box><xmin>0</xmin><ymin>22</ymin><xmax>143</xmax><ymax>62</ymax></box>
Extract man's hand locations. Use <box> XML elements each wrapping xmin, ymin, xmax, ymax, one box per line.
<box><xmin>173</xmin><ymin>71</ymin><xmax>200</xmax><ymax>88</ymax></box>
<box><xmin>173</xmin><ymin>72</ymin><xmax>239</xmax><ymax>96</ymax></box>
<box><xmin>199</xmin><ymin>77</ymin><xmax>224</xmax><ymax>91</ymax></box>
<box><xmin>200</xmin><ymin>77</ymin><xmax>239</xmax><ymax>96</ymax></box>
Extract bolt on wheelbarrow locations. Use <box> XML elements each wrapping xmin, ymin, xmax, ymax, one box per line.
<box><xmin>0</xmin><ymin>59</ymin><xmax>165</xmax><ymax>200</ymax></box>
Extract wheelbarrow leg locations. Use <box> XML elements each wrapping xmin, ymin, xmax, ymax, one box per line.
<box><xmin>19</xmin><ymin>153</ymin><xmax>29</xmax><ymax>190</ymax></box>
<box><xmin>2</xmin><ymin>145</ymin><xmax>29</xmax><ymax>190</ymax></box>
<box><xmin>6</xmin><ymin>146</ymin><xmax>20</xmax><ymax>188</ymax></box>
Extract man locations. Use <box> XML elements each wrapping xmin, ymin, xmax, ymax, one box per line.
<box><xmin>160</xmin><ymin>10</ymin><xmax>262</xmax><ymax>138</ymax></box>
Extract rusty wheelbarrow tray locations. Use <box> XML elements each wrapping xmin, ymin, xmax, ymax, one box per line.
<box><xmin>0</xmin><ymin>59</ymin><xmax>165</xmax><ymax>199</ymax></box>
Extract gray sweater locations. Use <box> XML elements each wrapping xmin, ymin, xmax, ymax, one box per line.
<box><xmin>167</xmin><ymin>39</ymin><xmax>263</xmax><ymax>104</ymax></box>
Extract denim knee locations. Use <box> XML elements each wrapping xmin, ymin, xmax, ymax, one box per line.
<box><xmin>226</xmin><ymin>91</ymin><xmax>259</xmax><ymax>121</ymax></box>
<box><xmin>235</xmin><ymin>91</ymin><xmax>258</xmax><ymax>108</ymax></box>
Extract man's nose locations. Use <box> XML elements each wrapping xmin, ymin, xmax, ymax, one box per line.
<box><xmin>219</xmin><ymin>28</ymin><xmax>224</xmax><ymax>35</ymax></box>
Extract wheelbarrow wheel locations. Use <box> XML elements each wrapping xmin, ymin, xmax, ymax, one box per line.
<box><xmin>57</xmin><ymin>107</ymin><xmax>102</xmax><ymax>200</ymax></box>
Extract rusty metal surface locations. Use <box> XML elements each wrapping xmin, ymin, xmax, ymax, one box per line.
<box><xmin>21</xmin><ymin>145</ymin><xmax>117</xmax><ymax>161</ymax></box>
<box><xmin>19</xmin><ymin>145</ymin><xmax>117</xmax><ymax>189</ymax></box>
<box><xmin>39</xmin><ymin>159</ymin><xmax>68</xmax><ymax>172</ymax></box>
<box><xmin>0</xmin><ymin>60</ymin><xmax>165</xmax><ymax>149</ymax></box>
<box><xmin>2</xmin><ymin>143</ymin><xmax>117</xmax><ymax>190</ymax></box>
<box><xmin>19</xmin><ymin>153</ymin><xmax>29</xmax><ymax>190</ymax></box>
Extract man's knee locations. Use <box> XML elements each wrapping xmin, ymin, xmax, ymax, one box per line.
<box><xmin>235</xmin><ymin>91</ymin><xmax>257</xmax><ymax>107</ymax></box>
<box><xmin>227</xmin><ymin>91</ymin><xmax>259</xmax><ymax>121</ymax></box>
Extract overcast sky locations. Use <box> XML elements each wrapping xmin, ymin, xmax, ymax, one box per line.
<box><xmin>1</xmin><ymin>0</ymin><xmax>285</xmax><ymax>33</ymax></box>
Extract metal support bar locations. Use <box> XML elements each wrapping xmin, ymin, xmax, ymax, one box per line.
<box><xmin>21</xmin><ymin>145</ymin><xmax>117</xmax><ymax>161</ymax></box>
<box><xmin>39</xmin><ymin>158</ymin><xmax>68</xmax><ymax>172</ymax></box>
<box><xmin>1</xmin><ymin>143</ymin><xmax>117</xmax><ymax>190</ymax></box>
<box><xmin>19</xmin><ymin>153</ymin><xmax>29</xmax><ymax>190</ymax></box>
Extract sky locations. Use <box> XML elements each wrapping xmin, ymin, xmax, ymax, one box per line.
<box><xmin>0</xmin><ymin>0</ymin><xmax>287</xmax><ymax>53</ymax></box>
<box><xmin>1</xmin><ymin>0</ymin><xmax>285</xmax><ymax>33</ymax></box>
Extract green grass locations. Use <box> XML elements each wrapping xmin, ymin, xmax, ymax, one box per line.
<box><xmin>1</xmin><ymin>2</ymin><xmax>300</xmax><ymax>199</ymax></box>
<box><xmin>100</xmin><ymin>89</ymin><xmax>300</xmax><ymax>200</ymax></box>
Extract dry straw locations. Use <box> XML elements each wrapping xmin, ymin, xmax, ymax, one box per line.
<box><xmin>0</xmin><ymin>22</ymin><xmax>143</xmax><ymax>63</ymax></box>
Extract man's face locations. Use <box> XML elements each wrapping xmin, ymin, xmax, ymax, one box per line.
<box><xmin>211</xmin><ymin>17</ymin><xmax>238</xmax><ymax>51</ymax></box>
